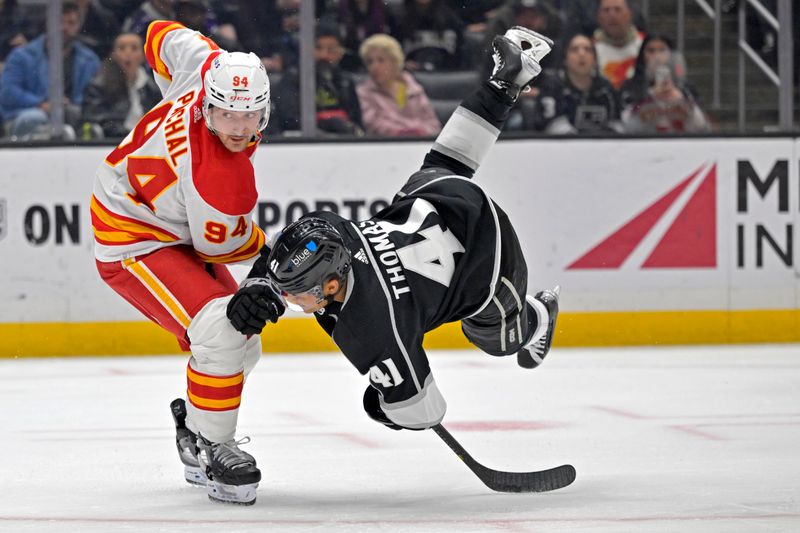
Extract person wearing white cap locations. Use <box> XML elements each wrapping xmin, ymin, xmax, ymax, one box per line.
<box><xmin>91</xmin><ymin>20</ymin><xmax>278</xmax><ymax>505</ymax></box>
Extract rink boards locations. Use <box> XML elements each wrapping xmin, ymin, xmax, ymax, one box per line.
<box><xmin>1</xmin><ymin>136</ymin><xmax>798</xmax><ymax>356</ymax></box>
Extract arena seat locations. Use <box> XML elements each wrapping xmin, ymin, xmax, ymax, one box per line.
<box><xmin>348</xmin><ymin>70</ymin><xmax>483</xmax><ymax>127</ymax></box>
<box><xmin>412</xmin><ymin>70</ymin><xmax>481</xmax><ymax>101</ymax></box>
<box><xmin>413</xmin><ymin>70</ymin><xmax>481</xmax><ymax>124</ymax></box>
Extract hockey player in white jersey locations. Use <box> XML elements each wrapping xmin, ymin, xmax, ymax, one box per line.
<box><xmin>228</xmin><ymin>27</ymin><xmax>561</xmax><ymax>437</ymax></box>
<box><xmin>91</xmin><ymin>21</ymin><xmax>285</xmax><ymax>505</ymax></box>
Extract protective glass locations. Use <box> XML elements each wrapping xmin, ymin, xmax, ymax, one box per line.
<box><xmin>208</xmin><ymin>107</ymin><xmax>266</xmax><ymax>136</ymax></box>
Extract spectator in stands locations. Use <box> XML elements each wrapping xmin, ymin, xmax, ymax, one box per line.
<box><xmin>175</xmin><ymin>0</ymin><xmax>237</xmax><ymax>51</ymax></box>
<box><xmin>99</xmin><ymin>0</ymin><xmax>142</xmax><ymax>25</ymax></box>
<box><xmin>75</xmin><ymin>0</ymin><xmax>120</xmax><ymax>58</ymax></box>
<box><xmin>447</xmin><ymin>0</ymin><xmax>504</xmax><ymax>31</ymax></box>
<box><xmin>272</xmin><ymin>24</ymin><xmax>363</xmax><ymax>135</ymax></box>
<box><xmin>527</xmin><ymin>32</ymin><xmax>621</xmax><ymax>133</ymax></box>
<box><xmin>174</xmin><ymin>0</ymin><xmax>207</xmax><ymax>32</ymax></box>
<box><xmin>356</xmin><ymin>33</ymin><xmax>441</xmax><ymax>137</ymax></box>
<box><xmin>621</xmin><ymin>59</ymin><xmax>711</xmax><ymax>134</ymax></box>
<box><xmin>555</xmin><ymin>0</ymin><xmax>598</xmax><ymax>36</ymax></box>
<box><xmin>228</xmin><ymin>0</ymin><xmax>335</xmax><ymax>74</ymax></box>
<box><xmin>122</xmin><ymin>0</ymin><xmax>175</xmax><ymax>38</ymax></box>
<box><xmin>0</xmin><ymin>1</ymin><xmax>100</xmax><ymax>139</ymax></box>
<box><xmin>338</xmin><ymin>0</ymin><xmax>397</xmax><ymax>71</ymax></box>
<box><xmin>228</xmin><ymin>0</ymin><xmax>285</xmax><ymax>72</ymax></box>
<box><xmin>242</xmin><ymin>0</ymin><xmax>304</xmax><ymax>73</ymax></box>
<box><xmin>559</xmin><ymin>0</ymin><xmax>650</xmax><ymax>35</ymax></box>
<box><xmin>394</xmin><ymin>0</ymin><xmax>466</xmax><ymax>71</ymax></box>
<box><xmin>446</xmin><ymin>1</ymin><xmax>505</xmax><ymax>68</ymax></box>
<box><xmin>593</xmin><ymin>0</ymin><xmax>644</xmax><ymax>89</ymax></box>
<box><xmin>0</xmin><ymin>0</ymin><xmax>39</xmax><ymax>66</ymax></box>
<box><xmin>81</xmin><ymin>32</ymin><xmax>160</xmax><ymax>138</ymax></box>
<box><xmin>619</xmin><ymin>34</ymin><xmax>691</xmax><ymax>107</ymax></box>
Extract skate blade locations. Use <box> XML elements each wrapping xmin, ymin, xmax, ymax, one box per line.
<box><xmin>184</xmin><ymin>465</ymin><xmax>208</xmax><ymax>486</ymax></box>
<box><xmin>207</xmin><ymin>480</ymin><xmax>258</xmax><ymax>505</ymax></box>
<box><xmin>517</xmin><ymin>348</ymin><xmax>542</xmax><ymax>369</ymax></box>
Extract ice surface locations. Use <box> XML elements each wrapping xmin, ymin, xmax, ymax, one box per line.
<box><xmin>1</xmin><ymin>345</ymin><xmax>799</xmax><ymax>532</ymax></box>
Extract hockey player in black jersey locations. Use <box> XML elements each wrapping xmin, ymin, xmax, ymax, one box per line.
<box><xmin>227</xmin><ymin>26</ymin><xmax>561</xmax><ymax>431</ymax></box>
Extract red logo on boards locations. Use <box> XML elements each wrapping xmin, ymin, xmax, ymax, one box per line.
<box><xmin>568</xmin><ymin>163</ymin><xmax>716</xmax><ymax>270</ymax></box>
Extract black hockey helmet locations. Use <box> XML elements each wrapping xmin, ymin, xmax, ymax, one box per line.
<box><xmin>267</xmin><ymin>216</ymin><xmax>352</xmax><ymax>295</ymax></box>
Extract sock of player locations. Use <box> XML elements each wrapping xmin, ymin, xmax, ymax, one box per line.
<box><xmin>431</xmin><ymin>82</ymin><xmax>514</xmax><ymax>173</ymax></box>
<box><xmin>184</xmin><ymin>297</ymin><xmax>249</xmax><ymax>443</ymax></box>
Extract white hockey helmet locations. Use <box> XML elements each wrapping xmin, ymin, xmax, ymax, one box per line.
<box><xmin>203</xmin><ymin>51</ymin><xmax>271</xmax><ymax>133</ymax></box>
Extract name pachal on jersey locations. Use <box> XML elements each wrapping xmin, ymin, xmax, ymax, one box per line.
<box><xmin>91</xmin><ymin>22</ymin><xmax>264</xmax><ymax>265</ymax></box>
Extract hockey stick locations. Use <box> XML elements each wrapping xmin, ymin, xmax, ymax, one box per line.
<box><xmin>432</xmin><ymin>424</ymin><xmax>576</xmax><ymax>493</ymax></box>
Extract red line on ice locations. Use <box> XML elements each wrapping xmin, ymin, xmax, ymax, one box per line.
<box><xmin>669</xmin><ymin>424</ymin><xmax>726</xmax><ymax>441</ymax></box>
<box><xmin>590</xmin><ymin>406</ymin><xmax>650</xmax><ymax>419</ymax></box>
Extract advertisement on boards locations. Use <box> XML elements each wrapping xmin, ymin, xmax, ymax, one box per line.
<box><xmin>0</xmin><ymin>139</ymin><xmax>797</xmax><ymax>326</ymax></box>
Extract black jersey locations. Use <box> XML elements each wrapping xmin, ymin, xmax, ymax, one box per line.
<box><xmin>312</xmin><ymin>168</ymin><xmax>502</xmax><ymax>428</ymax></box>
<box><xmin>534</xmin><ymin>71</ymin><xmax>621</xmax><ymax>132</ymax></box>
<box><xmin>287</xmin><ymin>81</ymin><xmax>534</xmax><ymax>429</ymax></box>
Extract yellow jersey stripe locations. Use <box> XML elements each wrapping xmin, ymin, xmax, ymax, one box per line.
<box><xmin>90</xmin><ymin>197</ymin><xmax>178</xmax><ymax>243</ymax></box>
<box><xmin>125</xmin><ymin>261</ymin><xmax>191</xmax><ymax>328</ymax></box>
<box><xmin>92</xmin><ymin>229</ymin><xmax>143</xmax><ymax>244</ymax></box>
<box><xmin>195</xmin><ymin>225</ymin><xmax>265</xmax><ymax>263</ymax></box>
<box><xmin>150</xmin><ymin>23</ymin><xmax>183</xmax><ymax>80</ymax></box>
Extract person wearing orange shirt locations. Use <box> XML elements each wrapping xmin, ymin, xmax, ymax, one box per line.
<box><xmin>593</xmin><ymin>0</ymin><xmax>645</xmax><ymax>89</ymax></box>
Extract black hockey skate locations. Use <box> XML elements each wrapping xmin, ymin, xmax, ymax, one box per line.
<box><xmin>169</xmin><ymin>398</ymin><xmax>207</xmax><ymax>486</ymax></box>
<box><xmin>489</xmin><ymin>26</ymin><xmax>553</xmax><ymax>100</ymax></box>
<box><xmin>197</xmin><ymin>434</ymin><xmax>261</xmax><ymax>505</ymax></box>
<box><xmin>517</xmin><ymin>286</ymin><xmax>560</xmax><ymax>369</ymax></box>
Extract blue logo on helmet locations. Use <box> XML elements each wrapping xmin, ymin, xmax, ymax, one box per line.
<box><xmin>306</xmin><ymin>240</ymin><xmax>318</xmax><ymax>252</ymax></box>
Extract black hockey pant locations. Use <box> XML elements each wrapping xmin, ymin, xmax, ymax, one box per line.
<box><xmin>461</xmin><ymin>205</ymin><xmax>535</xmax><ymax>357</ymax></box>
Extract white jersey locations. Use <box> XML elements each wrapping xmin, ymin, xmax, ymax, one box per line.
<box><xmin>91</xmin><ymin>21</ymin><xmax>265</xmax><ymax>264</ymax></box>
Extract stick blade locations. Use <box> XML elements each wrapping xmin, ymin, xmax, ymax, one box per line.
<box><xmin>431</xmin><ymin>424</ymin><xmax>576</xmax><ymax>494</ymax></box>
<box><xmin>479</xmin><ymin>463</ymin><xmax>576</xmax><ymax>493</ymax></box>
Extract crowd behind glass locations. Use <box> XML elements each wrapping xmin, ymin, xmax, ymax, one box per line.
<box><xmin>4</xmin><ymin>0</ymin><xmax>770</xmax><ymax>142</ymax></box>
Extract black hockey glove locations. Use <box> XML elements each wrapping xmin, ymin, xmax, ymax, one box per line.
<box><xmin>363</xmin><ymin>386</ymin><xmax>427</xmax><ymax>431</ymax></box>
<box><xmin>227</xmin><ymin>277</ymin><xmax>285</xmax><ymax>335</ymax></box>
<box><xmin>363</xmin><ymin>385</ymin><xmax>404</xmax><ymax>430</ymax></box>
<box><xmin>246</xmin><ymin>244</ymin><xmax>272</xmax><ymax>279</ymax></box>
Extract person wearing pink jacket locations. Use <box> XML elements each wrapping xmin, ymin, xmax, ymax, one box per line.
<box><xmin>356</xmin><ymin>33</ymin><xmax>441</xmax><ymax>137</ymax></box>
